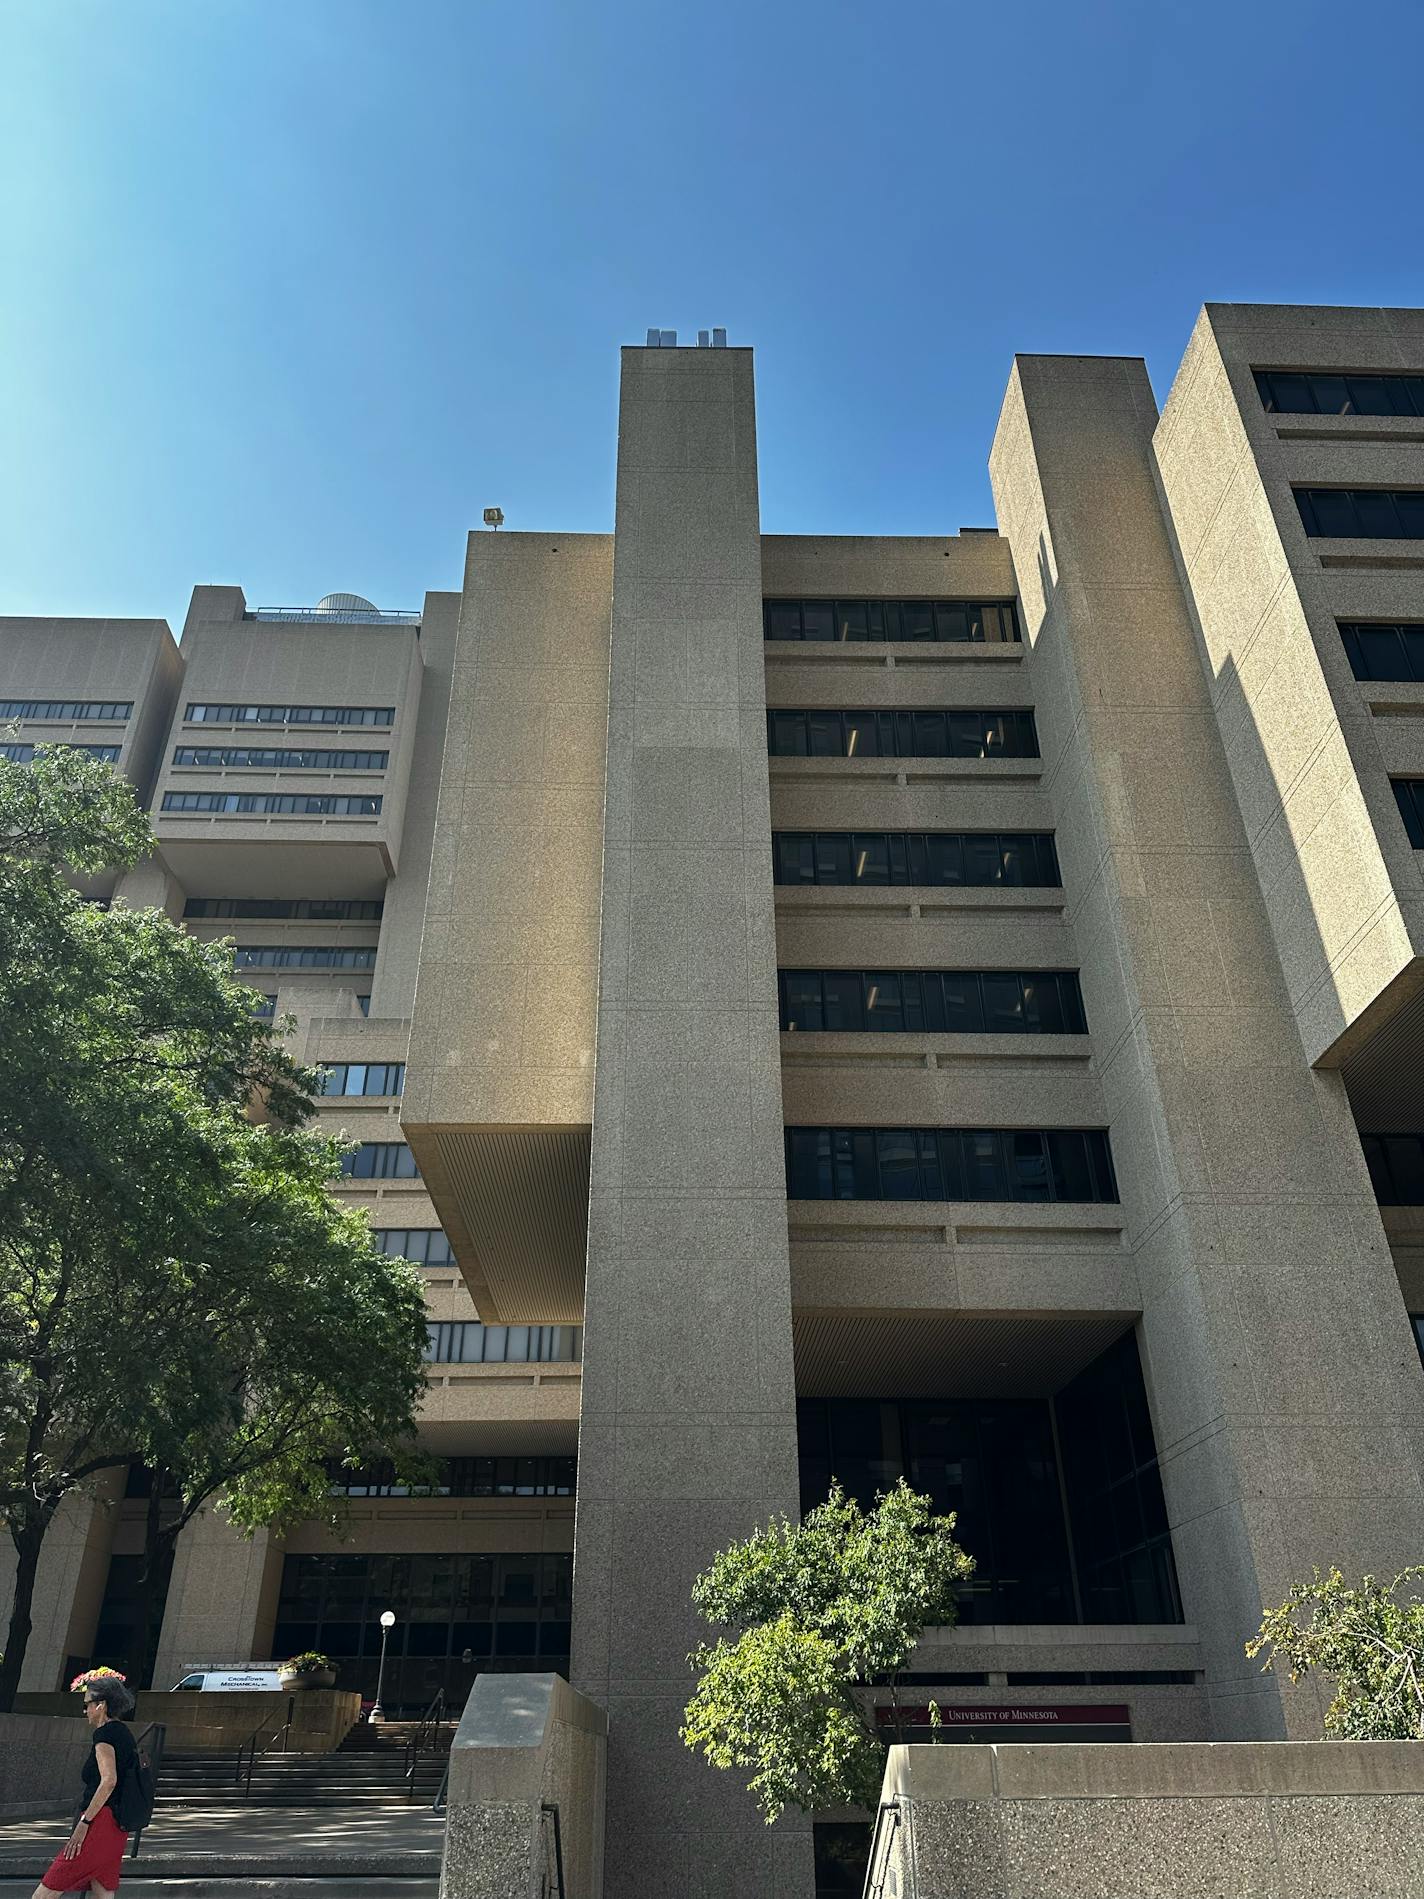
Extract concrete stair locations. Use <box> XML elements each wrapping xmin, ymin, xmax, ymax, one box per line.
<box><xmin>155</xmin><ymin>1721</ymin><xmax>454</xmax><ymax>1809</ymax></box>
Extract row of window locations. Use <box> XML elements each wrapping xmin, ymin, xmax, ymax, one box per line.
<box><xmin>1339</xmin><ymin>621</ymin><xmax>1424</xmax><ymax>683</ymax></box>
<box><xmin>186</xmin><ymin>896</ymin><xmax>385</xmax><ymax>920</ymax></box>
<box><xmin>320</xmin><ymin>1062</ymin><xmax>405</xmax><ymax>1097</ymax></box>
<box><xmin>186</xmin><ymin>702</ymin><xmax>394</xmax><ymax>726</ymax></box>
<box><xmin>423</xmin><ymin>1322</ymin><xmax>581</xmax><ymax>1364</ymax></box>
<box><xmin>340</xmin><ymin>1142</ymin><xmax>420</xmax><ymax>1179</ymax></box>
<box><xmin>327</xmin><ymin>1457</ymin><xmax>576</xmax><ymax>1499</ymax></box>
<box><xmin>161</xmin><ymin>791</ymin><xmax>383</xmax><ymax>816</ymax></box>
<box><xmin>767</xmin><ymin>708</ymin><xmax>1038</xmax><ymax>760</ymax></box>
<box><xmin>1295</xmin><ymin>487</ymin><xmax>1424</xmax><ymax>539</ymax></box>
<box><xmin>1</xmin><ymin>742</ymin><xmax>120</xmax><ymax>763</ymax></box>
<box><xmin>0</xmin><ymin>698</ymin><xmax>131</xmax><ymax>720</ymax></box>
<box><xmin>370</xmin><ymin>1227</ymin><xmax>455</xmax><ymax>1265</ymax></box>
<box><xmin>1392</xmin><ymin>780</ymin><xmax>1424</xmax><ymax>849</ymax></box>
<box><xmin>1256</xmin><ymin>368</ymin><xmax>1424</xmax><ymax>418</ymax></box>
<box><xmin>779</xmin><ymin>968</ymin><xmax>1087</xmax><ymax>1036</ymax></box>
<box><xmin>233</xmin><ymin>945</ymin><xmax>378</xmax><ymax>969</ymax></box>
<box><xmin>172</xmin><ymin>745</ymin><xmax>389</xmax><ymax>770</ymax></box>
<box><xmin>784</xmin><ymin>1126</ymin><xmax>1118</xmax><ymax>1204</ymax></box>
<box><xmin>251</xmin><ymin>993</ymin><xmax>277</xmax><ymax>1019</ymax></box>
<box><xmin>272</xmin><ymin>1552</ymin><xmax>572</xmax><ymax>1667</ymax></box>
<box><xmin>773</xmin><ymin>830</ymin><xmax>1061</xmax><ymax>889</ymax></box>
<box><xmin>764</xmin><ymin>598</ymin><xmax>1021</xmax><ymax>644</ymax></box>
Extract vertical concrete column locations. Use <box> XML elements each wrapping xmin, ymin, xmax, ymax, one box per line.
<box><xmin>990</xmin><ymin>356</ymin><xmax>1424</xmax><ymax>1739</ymax></box>
<box><xmin>0</xmin><ymin>1481</ymin><xmax>121</xmax><ymax>1691</ymax></box>
<box><xmin>151</xmin><ymin>1510</ymin><xmax>283</xmax><ymax>1688</ymax></box>
<box><xmin>572</xmin><ymin>346</ymin><xmax>811</xmax><ymax>1896</ymax></box>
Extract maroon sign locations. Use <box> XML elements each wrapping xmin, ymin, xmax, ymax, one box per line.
<box><xmin>875</xmin><ymin>1704</ymin><xmax>1129</xmax><ymax>1728</ymax></box>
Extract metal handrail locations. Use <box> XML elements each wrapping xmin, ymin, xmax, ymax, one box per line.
<box><xmin>862</xmin><ymin>1797</ymin><xmax>901</xmax><ymax>1899</ymax></box>
<box><xmin>126</xmin><ymin>1720</ymin><xmax>166</xmax><ymax>1861</ymax></box>
<box><xmin>432</xmin><ymin>1757</ymin><xmax>450</xmax><ymax>1813</ymax></box>
<box><xmin>539</xmin><ymin>1802</ymin><xmax>566</xmax><ymax>1899</ymax></box>
<box><xmin>404</xmin><ymin>1688</ymin><xmax>446</xmax><ymax>1801</ymax></box>
<box><xmin>234</xmin><ymin>1717</ymin><xmax>292</xmax><ymax>1799</ymax></box>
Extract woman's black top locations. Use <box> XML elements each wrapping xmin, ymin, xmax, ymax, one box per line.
<box><xmin>81</xmin><ymin>1720</ymin><xmax>138</xmax><ymax>1814</ymax></box>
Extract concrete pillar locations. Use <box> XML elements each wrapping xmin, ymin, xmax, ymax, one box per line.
<box><xmin>151</xmin><ymin>1508</ymin><xmax>283</xmax><ymax>1689</ymax></box>
<box><xmin>571</xmin><ymin>344</ymin><xmax>812</xmax><ymax>1895</ymax></box>
<box><xmin>0</xmin><ymin>1481</ymin><xmax>120</xmax><ymax>1691</ymax></box>
<box><xmin>989</xmin><ymin>354</ymin><xmax>1424</xmax><ymax>1738</ymax></box>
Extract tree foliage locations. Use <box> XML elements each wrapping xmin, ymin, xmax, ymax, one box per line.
<box><xmin>681</xmin><ymin>1481</ymin><xmax>974</xmax><ymax>1819</ymax></box>
<box><xmin>1247</xmin><ymin>1565</ymin><xmax>1424</xmax><ymax>1740</ymax></box>
<box><xmin>0</xmin><ymin>745</ymin><xmax>429</xmax><ymax>1705</ymax></box>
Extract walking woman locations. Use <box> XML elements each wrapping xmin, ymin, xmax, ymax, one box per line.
<box><xmin>30</xmin><ymin>1674</ymin><xmax>138</xmax><ymax>1899</ymax></box>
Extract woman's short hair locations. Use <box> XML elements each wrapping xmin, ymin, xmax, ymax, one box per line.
<box><xmin>85</xmin><ymin>1677</ymin><xmax>135</xmax><ymax>1719</ymax></box>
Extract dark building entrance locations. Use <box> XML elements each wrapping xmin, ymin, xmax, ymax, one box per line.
<box><xmin>797</xmin><ymin>1331</ymin><xmax>1180</xmax><ymax>1625</ymax></box>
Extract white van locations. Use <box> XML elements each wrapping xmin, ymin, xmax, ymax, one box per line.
<box><xmin>170</xmin><ymin>1667</ymin><xmax>286</xmax><ymax>1692</ymax></box>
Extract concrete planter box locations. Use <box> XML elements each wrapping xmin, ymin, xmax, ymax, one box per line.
<box><xmin>875</xmin><ymin>1740</ymin><xmax>1424</xmax><ymax>1899</ymax></box>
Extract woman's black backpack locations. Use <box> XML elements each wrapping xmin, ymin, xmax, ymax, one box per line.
<box><xmin>114</xmin><ymin>1736</ymin><xmax>157</xmax><ymax>1834</ymax></box>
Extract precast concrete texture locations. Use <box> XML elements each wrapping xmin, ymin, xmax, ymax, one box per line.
<box><xmin>989</xmin><ymin>352</ymin><xmax>1424</xmax><ymax>1739</ymax></box>
<box><xmin>1152</xmin><ymin>304</ymin><xmax>1424</xmax><ymax>1072</ymax></box>
<box><xmin>403</xmin><ymin>532</ymin><xmax>613</xmax><ymax>1323</ymax></box>
<box><xmin>152</xmin><ymin>585</ymin><xmax>424</xmax><ymax>897</ymax></box>
<box><xmin>441</xmin><ymin>1673</ymin><xmax>606</xmax><ymax>1899</ymax></box>
<box><xmin>571</xmin><ymin>346</ymin><xmax>813</xmax><ymax>1898</ymax></box>
<box><xmin>878</xmin><ymin>1739</ymin><xmax>1424</xmax><ymax>1899</ymax></box>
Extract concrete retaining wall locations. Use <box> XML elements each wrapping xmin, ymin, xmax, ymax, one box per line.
<box><xmin>876</xmin><ymin>1740</ymin><xmax>1424</xmax><ymax>1898</ymax></box>
<box><xmin>0</xmin><ymin>1714</ymin><xmax>92</xmax><ymax>1819</ymax></box>
<box><xmin>10</xmin><ymin>1688</ymin><xmax>361</xmax><ymax>1752</ymax></box>
<box><xmin>440</xmin><ymin>1673</ymin><xmax>606</xmax><ymax>1899</ymax></box>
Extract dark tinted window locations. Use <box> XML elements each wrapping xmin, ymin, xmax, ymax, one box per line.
<box><xmin>1295</xmin><ymin>489</ymin><xmax>1424</xmax><ymax>539</ymax></box>
<box><xmin>0</xmin><ymin>742</ymin><xmax>120</xmax><ymax>763</ymax></box>
<box><xmin>1256</xmin><ymin>369</ymin><xmax>1424</xmax><ymax>418</ymax></box>
<box><xmin>784</xmin><ymin>1127</ymin><xmax>1117</xmax><ymax>1204</ymax></box>
<box><xmin>779</xmin><ymin>969</ymin><xmax>1086</xmax><ymax>1034</ymax></box>
<box><xmin>772</xmin><ymin>831</ymin><xmax>1060</xmax><ymax>888</ymax></box>
<box><xmin>185</xmin><ymin>702</ymin><xmax>394</xmax><ymax>726</ymax></box>
<box><xmin>320</xmin><ymin>1062</ymin><xmax>405</xmax><ymax>1097</ymax></box>
<box><xmin>1339</xmin><ymin>622</ymin><xmax>1424</xmax><ymax>683</ymax></box>
<box><xmin>172</xmin><ymin>746</ymin><xmax>388</xmax><ymax>769</ymax></box>
<box><xmin>767</xmin><ymin>709</ymin><xmax>1038</xmax><ymax>760</ymax></box>
<box><xmin>161</xmin><ymin>792</ymin><xmax>383</xmax><ymax>816</ymax></box>
<box><xmin>0</xmin><ymin>699</ymin><xmax>131</xmax><ymax>720</ymax></box>
<box><xmin>1392</xmin><ymin>780</ymin><xmax>1424</xmax><ymax>849</ymax></box>
<box><xmin>232</xmin><ymin>945</ymin><xmax>377</xmax><ymax>969</ymax></box>
<box><xmin>424</xmin><ymin>1323</ymin><xmax>580</xmax><ymax>1363</ymax></box>
<box><xmin>185</xmin><ymin>897</ymin><xmax>384</xmax><ymax>920</ymax></box>
<box><xmin>764</xmin><ymin>598</ymin><xmax>1020</xmax><ymax>644</ymax></box>
<box><xmin>340</xmin><ymin>1142</ymin><xmax>420</xmax><ymax>1180</ymax></box>
<box><xmin>1361</xmin><ymin>1134</ymin><xmax>1424</xmax><ymax>1205</ymax></box>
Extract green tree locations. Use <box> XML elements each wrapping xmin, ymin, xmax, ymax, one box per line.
<box><xmin>1247</xmin><ymin>1565</ymin><xmax>1424</xmax><ymax>1740</ymax></box>
<box><xmin>0</xmin><ymin>745</ymin><xmax>429</xmax><ymax>1707</ymax></box>
<box><xmin>681</xmin><ymin>1480</ymin><xmax>974</xmax><ymax>1819</ymax></box>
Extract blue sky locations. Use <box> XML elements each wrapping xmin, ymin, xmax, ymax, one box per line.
<box><xmin>3</xmin><ymin>0</ymin><xmax>1422</xmax><ymax>631</ymax></box>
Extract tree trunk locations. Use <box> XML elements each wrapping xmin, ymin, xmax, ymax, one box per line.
<box><xmin>0</xmin><ymin>1516</ymin><xmax>47</xmax><ymax>1711</ymax></box>
<box><xmin>131</xmin><ymin>1472</ymin><xmax>179</xmax><ymax>1689</ymax></box>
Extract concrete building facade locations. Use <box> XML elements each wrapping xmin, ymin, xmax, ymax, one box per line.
<box><xmin>4</xmin><ymin>305</ymin><xmax>1424</xmax><ymax>1898</ymax></box>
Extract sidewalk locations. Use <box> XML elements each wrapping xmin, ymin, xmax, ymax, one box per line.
<box><xmin>0</xmin><ymin>1802</ymin><xmax>444</xmax><ymax>1880</ymax></box>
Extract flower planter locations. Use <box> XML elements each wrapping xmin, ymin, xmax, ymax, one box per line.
<box><xmin>278</xmin><ymin>1668</ymin><xmax>336</xmax><ymax>1691</ymax></box>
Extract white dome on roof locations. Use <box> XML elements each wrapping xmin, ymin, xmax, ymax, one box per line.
<box><xmin>315</xmin><ymin>592</ymin><xmax>379</xmax><ymax>613</ymax></box>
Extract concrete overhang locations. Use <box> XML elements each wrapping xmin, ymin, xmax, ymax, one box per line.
<box><xmin>403</xmin><ymin>1122</ymin><xmax>590</xmax><ymax>1324</ymax></box>
<box><xmin>793</xmin><ymin>1309</ymin><xmax>1139</xmax><ymax>1399</ymax></box>
<box><xmin>151</xmin><ymin>833</ymin><xmax>392</xmax><ymax>900</ymax></box>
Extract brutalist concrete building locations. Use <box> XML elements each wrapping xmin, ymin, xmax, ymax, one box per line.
<box><xmin>4</xmin><ymin>302</ymin><xmax>1424</xmax><ymax>1897</ymax></box>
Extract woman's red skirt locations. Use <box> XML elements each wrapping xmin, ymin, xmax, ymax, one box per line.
<box><xmin>41</xmin><ymin>1807</ymin><xmax>128</xmax><ymax>1892</ymax></box>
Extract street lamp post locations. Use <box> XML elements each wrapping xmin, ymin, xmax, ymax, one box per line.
<box><xmin>371</xmin><ymin>1609</ymin><xmax>396</xmax><ymax>1723</ymax></box>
